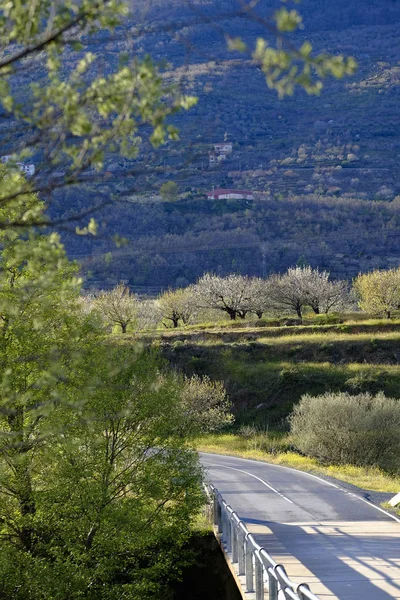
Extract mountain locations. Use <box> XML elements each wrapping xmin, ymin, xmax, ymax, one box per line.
<box><xmin>55</xmin><ymin>0</ymin><xmax>400</xmax><ymax>290</ymax></box>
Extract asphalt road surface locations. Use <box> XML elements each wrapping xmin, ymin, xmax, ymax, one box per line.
<box><xmin>200</xmin><ymin>452</ymin><xmax>400</xmax><ymax>600</ymax></box>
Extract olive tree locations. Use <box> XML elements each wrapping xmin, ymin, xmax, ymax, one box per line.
<box><xmin>94</xmin><ymin>283</ymin><xmax>138</xmax><ymax>333</ymax></box>
<box><xmin>290</xmin><ymin>391</ymin><xmax>400</xmax><ymax>472</ymax></box>
<box><xmin>353</xmin><ymin>268</ymin><xmax>400</xmax><ymax>318</ymax></box>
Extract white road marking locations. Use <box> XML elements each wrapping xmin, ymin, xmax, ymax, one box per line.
<box><xmin>349</xmin><ymin>493</ymin><xmax>400</xmax><ymax>523</ymax></box>
<box><xmin>202</xmin><ymin>453</ymin><xmax>400</xmax><ymax>524</ymax></box>
<box><xmin>208</xmin><ymin>464</ymin><xmax>294</xmax><ymax>504</ymax></box>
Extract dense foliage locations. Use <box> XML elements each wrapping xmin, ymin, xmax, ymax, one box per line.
<box><xmin>290</xmin><ymin>391</ymin><xmax>400</xmax><ymax>471</ymax></box>
<box><xmin>0</xmin><ymin>189</ymin><xmax>233</xmax><ymax>600</ymax></box>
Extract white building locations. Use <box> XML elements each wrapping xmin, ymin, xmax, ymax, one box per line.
<box><xmin>213</xmin><ymin>143</ymin><xmax>232</xmax><ymax>155</ymax></box>
<box><xmin>206</xmin><ymin>188</ymin><xmax>254</xmax><ymax>200</ymax></box>
<box><xmin>1</xmin><ymin>155</ymin><xmax>35</xmax><ymax>176</ymax></box>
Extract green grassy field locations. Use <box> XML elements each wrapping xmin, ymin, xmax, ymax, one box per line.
<box><xmin>130</xmin><ymin>314</ymin><xmax>400</xmax><ymax>492</ymax></box>
<box><xmin>144</xmin><ymin>316</ymin><xmax>400</xmax><ymax>426</ymax></box>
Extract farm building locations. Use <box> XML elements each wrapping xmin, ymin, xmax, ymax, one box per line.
<box><xmin>206</xmin><ymin>188</ymin><xmax>254</xmax><ymax>200</ymax></box>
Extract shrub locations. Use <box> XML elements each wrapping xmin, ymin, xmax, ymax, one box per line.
<box><xmin>289</xmin><ymin>391</ymin><xmax>400</xmax><ymax>472</ymax></box>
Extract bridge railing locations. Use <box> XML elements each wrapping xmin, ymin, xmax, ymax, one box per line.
<box><xmin>206</xmin><ymin>483</ymin><xmax>321</xmax><ymax>600</ymax></box>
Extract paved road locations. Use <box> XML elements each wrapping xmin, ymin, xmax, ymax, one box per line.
<box><xmin>200</xmin><ymin>453</ymin><xmax>400</xmax><ymax>600</ymax></box>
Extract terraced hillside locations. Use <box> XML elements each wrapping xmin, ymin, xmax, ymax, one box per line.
<box><xmin>142</xmin><ymin>318</ymin><xmax>400</xmax><ymax>426</ymax></box>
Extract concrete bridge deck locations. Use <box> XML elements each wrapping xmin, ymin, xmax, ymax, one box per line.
<box><xmin>201</xmin><ymin>453</ymin><xmax>400</xmax><ymax>600</ymax></box>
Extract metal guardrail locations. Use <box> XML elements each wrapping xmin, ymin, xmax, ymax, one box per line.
<box><xmin>206</xmin><ymin>483</ymin><xmax>321</xmax><ymax>600</ymax></box>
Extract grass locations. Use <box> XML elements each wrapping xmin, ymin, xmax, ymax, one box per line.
<box><xmin>133</xmin><ymin>314</ymin><xmax>400</xmax><ymax>491</ymax></box>
<box><xmin>195</xmin><ymin>434</ymin><xmax>400</xmax><ymax>494</ymax></box>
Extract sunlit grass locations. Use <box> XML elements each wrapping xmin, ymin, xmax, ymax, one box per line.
<box><xmin>256</xmin><ymin>331</ymin><xmax>400</xmax><ymax>345</ymax></box>
<box><xmin>195</xmin><ymin>434</ymin><xmax>400</xmax><ymax>493</ymax></box>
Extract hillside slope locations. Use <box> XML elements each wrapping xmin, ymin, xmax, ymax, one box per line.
<box><xmin>54</xmin><ymin>0</ymin><xmax>400</xmax><ymax>288</ymax></box>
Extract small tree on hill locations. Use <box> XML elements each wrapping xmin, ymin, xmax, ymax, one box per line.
<box><xmin>193</xmin><ymin>274</ymin><xmax>252</xmax><ymax>320</ymax></box>
<box><xmin>158</xmin><ymin>287</ymin><xmax>196</xmax><ymax>328</ymax></box>
<box><xmin>245</xmin><ymin>277</ymin><xmax>275</xmax><ymax>319</ymax></box>
<box><xmin>160</xmin><ymin>181</ymin><xmax>179</xmax><ymax>202</ymax></box>
<box><xmin>267</xmin><ymin>267</ymin><xmax>309</xmax><ymax>319</ymax></box>
<box><xmin>353</xmin><ymin>268</ymin><xmax>400</xmax><ymax>318</ymax></box>
<box><xmin>304</xmin><ymin>274</ymin><xmax>350</xmax><ymax>314</ymax></box>
<box><xmin>268</xmin><ymin>266</ymin><xmax>349</xmax><ymax>319</ymax></box>
<box><xmin>94</xmin><ymin>283</ymin><xmax>137</xmax><ymax>333</ymax></box>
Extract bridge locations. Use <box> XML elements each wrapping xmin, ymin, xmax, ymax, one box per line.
<box><xmin>201</xmin><ymin>453</ymin><xmax>400</xmax><ymax>600</ymax></box>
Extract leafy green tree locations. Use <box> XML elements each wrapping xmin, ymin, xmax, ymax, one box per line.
<box><xmin>353</xmin><ymin>268</ymin><xmax>400</xmax><ymax>318</ymax></box>
<box><xmin>0</xmin><ymin>1</ymin><xmax>196</xmax><ymax>225</ymax></box>
<box><xmin>0</xmin><ymin>193</ymin><xmax>231</xmax><ymax>600</ymax></box>
<box><xmin>160</xmin><ymin>181</ymin><xmax>179</xmax><ymax>202</ymax></box>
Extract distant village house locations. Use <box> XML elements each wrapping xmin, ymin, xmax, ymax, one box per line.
<box><xmin>207</xmin><ymin>188</ymin><xmax>254</xmax><ymax>200</ymax></box>
<box><xmin>213</xmin><ymin>142</ymin><xmax>232</xmax><ymax>155</ymax></box>
<box><xmin>1</xmin><ymin>155</ymin><xmax>35</xmax><ymax>176</ymax></box>
<box><xmin>208</xmin><ymin>142</ymin><xmax>233</xmax><ymax>167</ymax></box>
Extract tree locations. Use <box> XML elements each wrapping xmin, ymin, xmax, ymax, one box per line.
<box><xmin>301</xmin><ymin>270</ymin><xmax>350</xmax><ymax>314</ymax></box>
<box><xmin>268</xmin><ymin>266</ymin><xmax>349</xmax><ymax>319</ymax></box>
<box><xmin>290</xmin><ymin>391</ymin><xmax>400</xmax><ymax>471</ymax></box>
<box><xmin>158</xmin><ymin>286</ymin><xmax>196</xmax><ymax>328</ymax></box>
<box><xmin>160</xmin><ymin>181</ymin><xmax>179</xmax><ymax>202</ymax></box>
<box><xmin>194</xmin><ymin>273</ymin><xmax>252</xmax><ymax>320</ymax></box>
<box><xmin>0</xmin><ymin>197</ymin><xmax>104</xmax><ymax>555</ymax></box>
<box><xmin>353</xmin><ymin>268</ymin><xmax>400</xmax><ymax>318</ymax></box>
<box><xmin>94</xmin><ymin>283</ymin><xmax>137</xmax><ymax>333</ymax></box>
<box><xmin>267</xmin><ymin>267</ymin><xmax>309</xmax><ymax>319</ymax></box>
<box><xmin>136</xmin><ymin>297</ymin><xmax>163</xmax><ymax>330</ymax></box>
<box><xmin>0</xmin><ymin>200</ymin><xmax>230</xmax><ymax>600</ymax></box>
<box><xmin>245</xmin><ymin>277</ymin><xmax>275</xmax><ymax>319</ymax></box>
<box><xmin>317</xmin><ymin>279</ymin><xmax>351</xmax><ymax>314</ymax></box>
<box><xmin>179</xmin><ymin>375</ymin><xmax>234</xmax><ymax>434</ymax></box>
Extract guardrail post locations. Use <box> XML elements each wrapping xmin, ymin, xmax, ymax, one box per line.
<box><xmin>238</xmin><ymin>528</ymin><xmax>245</xmax><ymax>576</ymax></box>
<box><xmin>221</xmin><ymin>509</ymin><xmax>227</xmax><ymax>543</ymax></box>
<box><xmin>255</xmin><ymin>556</ymin><xmax>264</xmax><ymax>600</ymax></box>
<box><xmin>245</xmin><ymin>536</ymin><xmax>254</xmax><ymax>593</ymax></box>
<box><xmin>213</xmin><ymin>494</ymin><xmax>219</xmax><ymax>527</ymax></box>
<box><xmin>268</xmin><ymin>571</ymin><xmax>278</xmax><ymax>600</ymax></box>
<box><xmin>226</xmin><ymin>511</ymin><xmax>232</xmax><ymax>553</ymax></box>
<box><xmin>231</xmin><ymin>520</ymin><xmax>238</xmax><ymax>563</ymax></box>
<box><xmin>217</xmin><ymin>500</ymin><xmax>222</xmax><ymax>534</ymax></box>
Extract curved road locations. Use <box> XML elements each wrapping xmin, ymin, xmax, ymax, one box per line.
<box><xmin>200</xmin><ymin>452</ymin><xmax>400</xmax><ymax>600</ymax></box>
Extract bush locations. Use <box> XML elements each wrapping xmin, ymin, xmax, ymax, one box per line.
<box><xmin>289</xmin><ymin>392</ymin><xmax>400</xmax><ymax>472</ymax></box>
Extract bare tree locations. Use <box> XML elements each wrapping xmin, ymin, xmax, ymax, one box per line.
<box><xmin>193</xmin><ymin>273</ymin><xmax>253</xmax><ymax>320</ymax></box>
<box><xmin>269</xmin><ymin>267</ymin><xmax>350</xmax><ymax>319</ymax></box>
<box><xmin>268</xmin><ymin>268</ymin><xmax>309</xmax><ymax>319</ymax></box>
<box><xmin>157</xmin><ymin>286</ymin><xmax>196</xmax><ymax>328</ymax></box>
<box><xmin>317</xmin><ymin>280</ymin><xmax>351</xmax><ymax>314</ymax></box>
<box><xmin>94</xmin><ymin>283</ymin><xmax>137</xmax><ymax>333</ymax></box>
<box><xmin>136</xmin><ymin>298</ymin><xmax>163</xmax><ymax>330</ymax></box>
<box><xmin>245</xmin><ymin>277</ymin><xmax>276</xmax><ymax>319</ymax></box>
